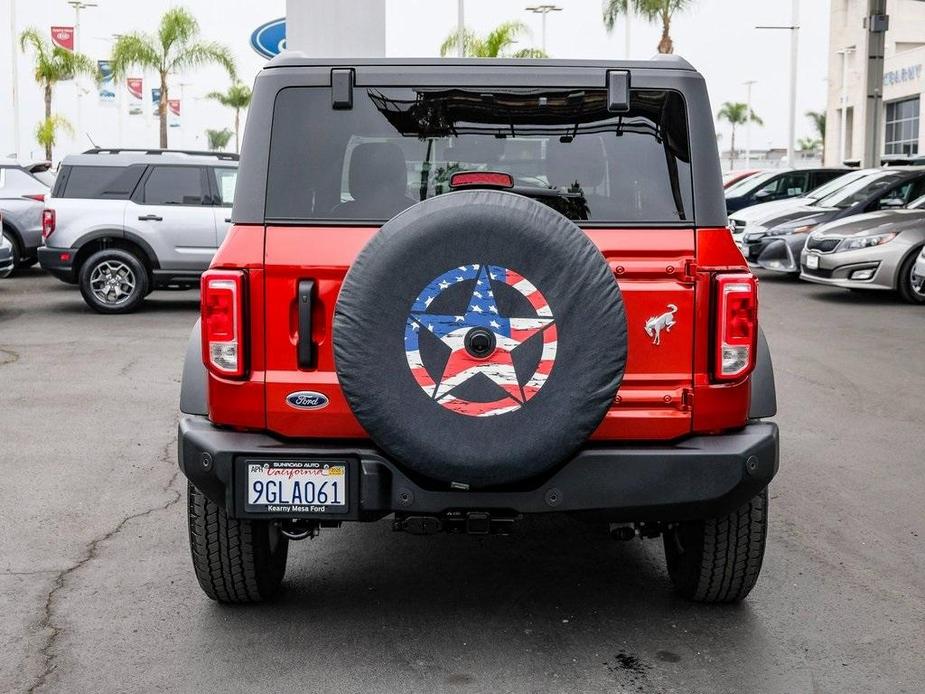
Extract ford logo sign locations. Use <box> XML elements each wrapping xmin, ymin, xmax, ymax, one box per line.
<box><xmin>286</xmin><ymin>391</ymin><xmax>329</xmax><ymax>410</ymax></box>
<box><xmin>250</xmin><ymin>18</ymin><xmax>286</xmax><ymax>59</ymax></box>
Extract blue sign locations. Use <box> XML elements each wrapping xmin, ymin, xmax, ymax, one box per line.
<box><xmin>250</xmin><ymin>18</ymin><xmax>286</xmax><ymax>59</ymax></box>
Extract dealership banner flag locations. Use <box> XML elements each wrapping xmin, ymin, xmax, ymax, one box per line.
<box><xmin>50</xmin><ymin>26</ymin><xmax>74</xmax><ymax>51</ymax></box>
<box><xmin>152</xmin><ymin>88</ymin><xmax>161</xmax><ymax>117</ymax></box>
<box><xmin>127</xmin><ymin>78</ymin><xmax>143</xmax><ymax>115</ymax></box>
<box><xmin>98</xmin><ymin>61</ymin><xmax>115</xmax><ymax>104</ymax></box>
<box><xmin>168</xmin><ymin>99</ymin><xmax>181</xmax><ymax>128</ymax></box>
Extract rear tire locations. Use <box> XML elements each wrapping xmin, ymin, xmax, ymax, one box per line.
<box><xmin>663</xmin><ymin>488</ymin><xmax>768</xmax><ymax>603</ymax></box>
<box><xmin>79</xmin><ymin>248</ymin><xmax>149</xmax><ymax>314</ymax></box>
<box><xmin>187</xmin><ymin>483</ymin><xmax>289</xmax><ymax>604</ymax></box>
<box><xmin>1</xmin><ymin>228</ymin><xmax>21</xmax><ymax>277</ymax></box>
<box><xmin>897</xmin><ymin>247</ymin><xmax>925</xmax><ymax>304</ymax></box>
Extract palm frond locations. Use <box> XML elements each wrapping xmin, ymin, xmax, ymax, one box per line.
<box><xmin>169</xmin><ymin>41</ymin><xmax>236</xmax><ymax>79</ymax></box>
<box><xmin>19</xmin><ymin>27</ymin><xmax>49</xmax><ymax>60</ymax></box>
<box><xmin>602</xmin><ymin>0</ymin><xmax>631</xmax><ymax>32</ymax></box>
<box><xmin>159</xmin><ymin>7</ymin><xmax>199</xmax><ymax>55</ymax></box>
<box><xmin>110</xmin><ymin>32</ymin><xmax>162</xmax><ymax>78</ymax></box>
<box><xmin>513</xmin><ymin>48</ymin><xmax>548</xmax><ymax>58</ymax></box>
<box><xmin>483</xmin><ymin>20</ymin><xmax>529</xmax><ymax>57</ymax></box>
<box><xmin>439</xmin><ymin>28</ymin><xmax>479</xmax><ymax>57</ymax></box>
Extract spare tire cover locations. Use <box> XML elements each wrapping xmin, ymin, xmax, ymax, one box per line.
<box><xmin>334</xmin><ymin>190</ymin><xmax>627</xmax><ymax>488</ymax></box>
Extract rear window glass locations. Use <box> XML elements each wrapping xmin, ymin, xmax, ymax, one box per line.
<box><xmin>0</xmin><ymin>167</ymin><xmax>39</xmax><ymax>191</ymax></box>
<box><xmin>266</xmin><ymin>87</ymin><xmax>693</xmax><ymax>224</ymax></box>
<box><xmin>57</xmin><ymin>165</ymin><xmax>144</xmax><ymax>199</ymax></box>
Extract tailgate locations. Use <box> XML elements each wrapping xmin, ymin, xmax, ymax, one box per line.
<box><xmin>263</xmin><ymin>226</ymin><xmax>695</xmax><ymax>441</ymax></box>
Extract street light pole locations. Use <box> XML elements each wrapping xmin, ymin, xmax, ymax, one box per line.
<box><xmin>838</xmin><ymin>47</ymin><xmax>855</xmax><ymax>164</ymax></box>
<box><xmin>787</xmin><ymin>0</ymin><xmax>799</xmax><ymax>167</ymax></box>
<box><xmin>526</xmin><ymin>5</ymin><xmax>562</xmax><ymax>55</ymax></box>
<box><xmin>9</xmin><ymin>0</ymin><xmax>20</xmax><ymax>159</ymax></box>
<box><xmin>756</xmin><ymin>0</ymin><xmax>800</xmax><ymax>166</ymax></box>
<box><xmin>862</xmin><ymin>0</ymin><xmax>888</xmax><ymax>168</ymax></box>
<box><xmin>457</xmin><ymin>0</ymin><xmax>465</xmax><ymax>57</ymax></box>
<box><xmin>67</xmin><ymin>1</ymin><xmax>98</xmax><ymax>148</ymax></box>
<box><xmin>744</xmin><ymin>80</ymin><xmax>757</xmax><ymax>168</ymax></box>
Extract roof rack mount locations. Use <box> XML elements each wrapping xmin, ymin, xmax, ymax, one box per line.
<box><xmin>82</xmin><ymin>148</ymin><xmax>239</xmax><ymax>161</ymax></box>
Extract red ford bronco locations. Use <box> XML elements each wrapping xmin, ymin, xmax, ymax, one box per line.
<box><xmin>179</xmin><ymin>56</ymin><xmax>778</xmax><ymax>604</ymax></box>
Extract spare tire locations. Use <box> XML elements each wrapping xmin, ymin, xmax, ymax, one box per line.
<box><xmin>334</xmin><ymin>190</ymin><xmax>627</xmax><ymax>488</ymax></box>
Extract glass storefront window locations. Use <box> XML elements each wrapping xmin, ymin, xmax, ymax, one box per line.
<box><xmin>884</xmin><ymin>97</ymin><xmax>920</xmax><ymax>156</ymax></box>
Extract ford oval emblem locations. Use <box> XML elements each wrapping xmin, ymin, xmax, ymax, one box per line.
<box><xmin>286</xmin><ymin>391</ymin><xmax>329</xmax><ymax>410</ymax></box>
<box><xmin>250</xmin><ymin>18</ymin><xmax>286</xmax><ymax>59</ymax></box>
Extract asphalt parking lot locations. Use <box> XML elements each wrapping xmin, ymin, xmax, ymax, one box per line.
<box><xmin>1</xmin><ymin>268</ymin><xmax>923</xmax><ymax>694</ymax></box>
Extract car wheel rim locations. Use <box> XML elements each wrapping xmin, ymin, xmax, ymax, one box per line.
<box><xmin>89</xmin><ymin>260</ymin><xmax>136</xmax><ymax>305</ymax></box>
<box><xmin>911</xmin><ymin>265</ymin><xmax>925</xmax><ymax>298</ymax></box>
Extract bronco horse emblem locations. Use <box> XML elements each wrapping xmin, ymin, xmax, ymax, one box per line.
<box><xmin>644</xmin><ymin>304</ymin><xmax>678</xmax><ymax>345</ymax></box>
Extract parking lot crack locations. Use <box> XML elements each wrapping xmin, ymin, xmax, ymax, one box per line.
<box><xmin>26</xmin><ymin>432</ymin><xmax>181</xmax><ymax>694</ymax></box>
<box><xmin>0</xmin><ymin>347</ymin><xmax>20</xmax><ymax>367</ymax></box>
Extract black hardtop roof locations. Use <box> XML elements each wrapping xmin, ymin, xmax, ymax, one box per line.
<box><xmin>265</xmin><ymin>54</ymin><xmax>695</xmax><ymax>72</ymax></box>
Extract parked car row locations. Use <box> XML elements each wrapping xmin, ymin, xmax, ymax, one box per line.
<box><xmin>728</xmin><ymin>167</ymin><xmax>925</xmax><ymax>304</ymax></box>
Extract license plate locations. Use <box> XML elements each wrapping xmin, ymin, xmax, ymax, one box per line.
<box><xmin>806</xmin><ymin>254</ymin><xmax>820</xmax><ymax>270</ymax></box>
<box><xmin>245</xmin><ymin>460</ymin><xmax>347</xmax><ymax>514</ymax></box>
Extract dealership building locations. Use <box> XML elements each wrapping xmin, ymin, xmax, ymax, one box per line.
<box><xmin>825</xmin><ymin>0</ymin><xmax>925</xmax><ymax>165</ymax></box>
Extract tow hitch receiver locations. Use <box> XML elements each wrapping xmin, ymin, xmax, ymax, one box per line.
<box><xmin>393</xmin><ymin>511</ymin><xmax>518</xmax><ymax>535</ymax></box>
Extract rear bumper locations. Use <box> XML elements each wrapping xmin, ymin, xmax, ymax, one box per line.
<box><xmin>178</xmin><ymin>414</ymin><xmax>779</xmax><ymax>522</ymax></box>
<box><xmin>37</xmin><ymin>246</ymin><xmax>77</xmax><ymax>283</ymax></box>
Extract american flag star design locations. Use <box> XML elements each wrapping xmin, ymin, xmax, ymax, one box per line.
<box><xmin>404</xmin><ymin>264</ymin><xmax>557</xmax><ymax>417</ymax></box>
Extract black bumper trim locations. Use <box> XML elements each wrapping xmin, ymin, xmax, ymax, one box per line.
<box><xmin>37</xmin><ymin>246</ymin><xmax>76</xmax><ymax>282</ymax></box>
<box><xmin>178</xmin><ymin>415</ymin><xmax>779</xmax><ymax>522</ymax></box>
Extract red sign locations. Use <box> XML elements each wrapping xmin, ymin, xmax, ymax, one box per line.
<box><xmin>50</xmin><ymin>26</ymin><xmax>74</xmax><ymax>51</ymax></box>
<box><xmin>126</xmin><ymin>78</ymin><xmax>143</xmax><ymax>101</ymax></box>
<box><xmin>168</xmin><ymin>99</ymin><xmax>181</xmax><ymax>117</ymax></box>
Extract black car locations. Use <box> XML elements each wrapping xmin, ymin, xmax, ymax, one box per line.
<box><xmin>725</xmin><ymin>168</ymin><xmax>845</xmax><ymax>215</ymax></box>
<box><xmin>741</xmin><ymin>168</ymin><xmax>925</xmax><ymax>273</ymax></box>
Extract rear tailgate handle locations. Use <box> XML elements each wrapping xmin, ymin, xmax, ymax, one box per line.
<box><xmin>297</xmin><ymin>280</ymin><xmax>315</xmax><ymax>369</ymax></box>
<box><xmin>138</xmin><ymin>214</ymin><xmax>163</xmax><ymax>221</ymax></box>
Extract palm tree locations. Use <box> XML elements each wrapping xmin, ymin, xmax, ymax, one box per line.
<box><xmin>35</xmin><ymin>115</ymin><xmax>74</xmax><ymax>159</ymax></box>
<box><xmin>110</xmin><ymin>7</ymin><xmax>236</xmax><ymax>148</ymax></box>
<box><xmin>205</xmin><ymin>128</ymin><xmax>233</xmax><ymax>151</ymax></box>
<box><xmin>19</xmin><ymin>27</ymin><xmax>97</xmax><ymax>159</ymax></box>
<box><xmin>797</xmin><ymin>137</ymin><xmax>821</xmax><ymax>154</ymax></box>
<box><xmin>603</xmin><ymin>0</ymin><xmax>695</xmax><ymax>54</ymax></box>
<box><xmin>440</xmin><ymin>21</ymin><xmax>547</xmax><ymax>58</ymax></box>
<box><xmin>806</xmin><ymin>110</ymin><xmax>826</xmax><ymax>159</ymax></box>
<box><xmin>717</xmin><ymin>101</ymin><xmax>763</xmax><ymax>169</ymax></box>
<box><xmin>206</xmin><ymin>82</ymin><xmax>251</xmax><ymax>152</ymax></box>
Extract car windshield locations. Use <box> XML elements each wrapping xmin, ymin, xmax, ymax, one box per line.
<box><xmin>724</xmin><ymin>170</ymin><xmax>777</xmax><ymax>197</ymax></box>
<box><xmin>814</xmin><ymin>171</ymin><xmax>903</xmax><ymax>209</ymax></box>
<box><xmin>266</xmin><ymin>87</ymin><xmax>694</xmax><ymax>224</ymax></box>
<box><xmin>805</xmin><ymin>170</ymin><xmax>869</xmax><ymax>202</ymax></box>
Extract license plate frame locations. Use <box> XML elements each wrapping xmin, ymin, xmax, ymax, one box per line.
<box><xmin>806</xmin><ymin>253</ymin><xmax>820</xmax><ymax>270</ymax></box>
<box><xmin>238</xmin><ymin>458</ymin><xmax>354</xmax><ymax>517</ymax></box>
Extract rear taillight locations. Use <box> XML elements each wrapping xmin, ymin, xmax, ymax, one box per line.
<box><xmin>714</xmin><ymin>273</ymin><xmax>758</xmax><ymax>381</ymax></box>
<box><xmin>24</xmin><ymin>193</ymin><xmax>45</xmax><ymax>202</ymax></box>
<box><xmin>201</xmin><ymin>270</ymin><xmax>246</xmax><ymax>378</ymax></box>
<box><xmin>41</xmin><ymin>209</ymin><xmax>56</xmax><ymax>240</ymax></box>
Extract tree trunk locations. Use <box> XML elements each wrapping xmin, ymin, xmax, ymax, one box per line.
<box><xmin>159</xmin><ymin>72</ymin><xmax>168</xmax><ymax>149</ymax></box>
<box><xmin>730</xmin><ymin>126</ymin><xmax>736</xmax><ymax>170</ymax></box>
<box><xmin>234</xmin><ymin>109</ymin><xmax>240</xmax><ymax>153</ymax></box>
<box><xmin>658</xmin><ymin>12</ymin><xmax>673</xmax><ymax>54</ymax></box>
<box><xmin>44</xmin><ymin>83</ymin><xmax>53</xmax><ymax>160</ymax></box>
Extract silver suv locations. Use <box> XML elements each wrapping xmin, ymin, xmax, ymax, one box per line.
<box><xmin>1</xmin><ymin>160</ymin><xmax>52</xmax><ymax>275</ymax></box>
<box><xmin>38</xmin><ymin>149</ymin><xmax>238</xmax><ymax>313</ymax></box>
